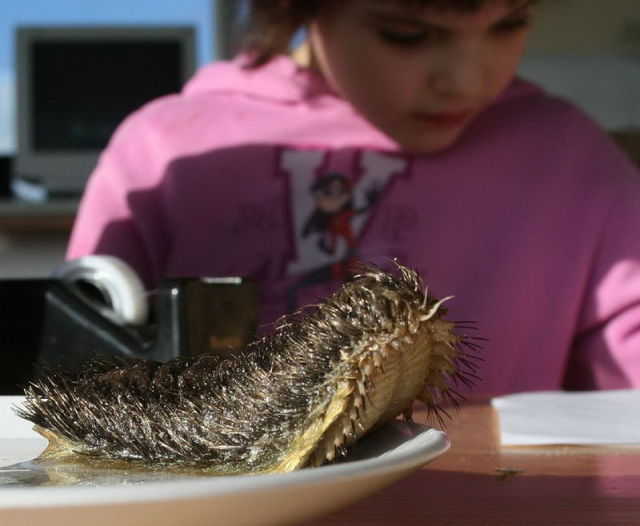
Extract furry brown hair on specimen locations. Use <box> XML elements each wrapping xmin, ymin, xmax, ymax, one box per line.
<box><xmin>17</xmin><ymin>262</ymin><xmax>480</xmax><ymax>473</ymax></box>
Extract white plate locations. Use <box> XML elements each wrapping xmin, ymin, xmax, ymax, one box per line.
<box><xmin>0</xmin><ymin>396</ymin><xmax>449</xmax><ymax>526</ymax></box>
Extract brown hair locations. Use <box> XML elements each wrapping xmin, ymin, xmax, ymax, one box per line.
<box><xmin>243</xmin><ymin>0</ymin><xmax>530</xmax><ymax>68</ymax></box>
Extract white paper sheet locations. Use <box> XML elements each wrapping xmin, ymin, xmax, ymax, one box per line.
<box><xmin>491</xmin><ymin>389</ymin><xmax>640</xmax><ymax>446</ymax></box>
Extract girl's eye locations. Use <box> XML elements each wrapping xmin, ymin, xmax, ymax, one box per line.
<box><xmin>493</xmin><ymin>16</ymin><xmax>531</xmax><ymax>34</ymax></box>
<box><xmin>377</xmin><ymin>29</ymin><xmax>435</xmax><ymax>47</ymax></box>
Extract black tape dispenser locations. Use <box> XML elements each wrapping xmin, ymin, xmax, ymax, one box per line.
<box><xmin>38</xmin><ymin>256</ymin><xmax>258</xmax><ymax>372</ymax></box>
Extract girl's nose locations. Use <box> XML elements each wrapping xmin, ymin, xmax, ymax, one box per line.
<box><xmin>428</xmin><ymin>42</ymin><xmax>486</xmax><ymax>100</ymax></box>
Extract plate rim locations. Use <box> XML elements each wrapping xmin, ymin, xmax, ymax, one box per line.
<box><xmin>0</xmin><ymin>398</ymin><xmax>450</xmax><ymax>509</ymax></box>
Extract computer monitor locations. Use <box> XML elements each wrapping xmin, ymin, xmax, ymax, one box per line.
<box><xmin>14</xmin><ymin>25</ymin><xmax>197</xmax><ymax>197</ymax></box>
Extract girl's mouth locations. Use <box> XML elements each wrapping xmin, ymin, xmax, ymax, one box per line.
<box><xmin>411</xmin><ymin>110</ymin><xmax>472</xmax><ymax>128</ymax></box>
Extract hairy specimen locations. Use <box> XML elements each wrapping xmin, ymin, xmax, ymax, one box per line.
<box><xmin>17</xmin><ymin>263</ymin><xmax>480</xmax><ymax>473</ymax></box>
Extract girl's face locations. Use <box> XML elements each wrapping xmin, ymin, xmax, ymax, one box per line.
<box><xmin>308</xmin><ymin>0</ymin><xmax>536</xmax><ymax>154</ymax></box>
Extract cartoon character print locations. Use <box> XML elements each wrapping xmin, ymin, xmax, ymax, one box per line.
<box><xmin>303</xmin><ymin>173</ymin><xmax>380</xmax><ymax>271</ymax></box>
<box><xmin>281</xmin><ymin>149</ymin><xmax>408</xmax><ymax>311</ymax></box>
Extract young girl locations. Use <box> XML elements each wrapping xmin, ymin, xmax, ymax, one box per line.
<box><xmin>66</xmin><ymin>0</ymin><xmax>640</xmax><ymax>398</ymax></box>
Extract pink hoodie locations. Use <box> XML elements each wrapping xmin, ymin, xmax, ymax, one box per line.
<box><xmin>68</xmin><ymin>55</ymin><xmax>640</xmax><ymax>397</ymax></box>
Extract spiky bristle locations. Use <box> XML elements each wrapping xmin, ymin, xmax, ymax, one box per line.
<box><xmin>17</xmin><ymin>262</ymin><xmax>480</xmax><ymax>472</ymax></box>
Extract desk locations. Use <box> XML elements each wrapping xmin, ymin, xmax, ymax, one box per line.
<box><xmin>0</xmin><ymin>199</ymin><xmax>76</xmax><ymax>279</ymax></box>
<box><xmin>0</xmin><ymin>198</ymin><xmax>77</xmax><ymax>234</ymax></box>
<box><xmin>304</xmin><ymin>403</ymin><xmax>640</xmax><ymax>525</ymax></box>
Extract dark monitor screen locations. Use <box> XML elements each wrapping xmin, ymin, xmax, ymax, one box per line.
<box><xmin>15</xmin><ymin>26</ymin><xmax>196</xmax><ymax>195</ymax></box>
<box><xmin>32</xmin><ymin>40</ymin><xmax>184</xmax><ymax>151</ymax></box>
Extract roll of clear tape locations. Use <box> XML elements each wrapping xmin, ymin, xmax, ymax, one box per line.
<box><xmin>53</xmin><ymin>255</ymin><xmax>149</xmax><ymax>326</ymax></box>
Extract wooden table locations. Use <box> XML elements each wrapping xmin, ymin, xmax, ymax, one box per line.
<box><xmin>304</xmin><ymin>403</ymin><xmax>640</xmax><ymax>525</ymax></box>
